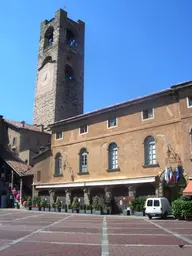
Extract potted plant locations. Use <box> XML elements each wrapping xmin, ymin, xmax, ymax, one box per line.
<box><xmin>67</xmin><ymin>204</ymin><xmax>73</xmax><ymax>213</ymax></box>
<box><xmin>50</xmin><ymin>202</ymin><xmax>56</xmax><ymax>212</ymax></box>
<box><xmin>45</xmin><ymin>202</ymin><xmax>50</xmax><ymax>212</ymax></box>
<box><xmin>26</xmin><ymin>196</ymin><xmax>32</xmax><ymax>210</ymax></box>
<box><xmin>32</xmin><ymin>197</ymin><xmax>41</xmax><ymax>211</ymax></box>
<box><xmin>92</xmin><ymin>196</ymin><xmax>102</xmax><ymax>215</ymax></box>
<box><xmin>131</xmin><ymin>196</ymin><xmax>146</xmax><ymax>216</ymax></box>
<box><xmin>61</xmin><ymin>203</ymin><xmax>66</xmax><ymax>212</ymax></box>
<box><xmin>40</xmin><ymin>199</ymin><xmax>46</xmax><ymax>211</ymax></box>
<box><xmin>72</xmin><ymin>197</ymin><xmax>79</xmax><ymax>213</ymax></box>
<box><xmin>55</xmin><ymin>198</ymin><xmax>61</xmax><ymax>212</ymax></box>
<box><xmin>86</xmin><ymin>204</ymin><xmax>92</xmax><ymax>214</ymax></box>
<box><xmin>79</xmin><ymin>204</ymin><xmax>85</xmax><ymax>214</ymax></box>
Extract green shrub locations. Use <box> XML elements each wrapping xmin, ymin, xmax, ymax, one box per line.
<box><xmin>26</xmin><ymin>196</ymin><xmax>32</xmax><ymax>207</ymax></box>
<box><xmin>32</xmin><ymin>196</ymin><xmax>40</xmax><ymax>207</ymax></box>
<box><xmin>40</xmin><ymin>199</ymin><xmax>46</xmax><ymax>208</ymax></box>
<box><xmin>55</xmin><ymin>198</ymin><xmax>61</xmax><ymax>209</ymax></box>
<box><xmin>92</xmin><ymin>196</ymin><xmax>101</xmax><ymax>210</ymax></box>
<box><xmin>71</xmin><ymin>197</ymin><xmax>79</xmax><ymax>209</ymax></box>
<box><xmin>52</xmin><ymin>202</ymin><xmax>56</xmax><ymax>208</ymax></box>
<box><xmin>86</xmin><ymin>204</ymin><xmax>91</xmax><ymax>210</ymax></box>
<box><xmin>172</xmin><ymin>199</ymin><xmax>186</xmax><ymax>218</ymax></box>
<box><xmin>182</xmin><ymin>201</ymin><xmax>192</xmax><ymax>217</ymax></box>
<box><xmin>131</xmin><ymin>196</ymin><xmax>147</xmax><ymax>212</ymax></box>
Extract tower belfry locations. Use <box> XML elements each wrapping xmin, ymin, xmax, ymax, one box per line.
<box><xmin>33</xmin><ymin>8</ymin><xmax>85</xmax><ymax>128</ymax></box>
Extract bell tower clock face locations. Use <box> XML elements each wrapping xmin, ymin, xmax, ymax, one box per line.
<box><xmin>37</xmin><ymin>62</ymin><xmax>54</xmax><ymax>95</ymax></box>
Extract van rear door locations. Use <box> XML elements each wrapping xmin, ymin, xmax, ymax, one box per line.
<box><xmin>153</xmin><ymin>199</ymin><xmax>161</xmax><ymax>214</ymax></box>
<box><xmin>146</xmin><ymin>199</ymin><xmax>153</xmax><ymax>214</ymax></box>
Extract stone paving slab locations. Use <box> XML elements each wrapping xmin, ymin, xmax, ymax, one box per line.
<box><xmin>169</xmin><ymin>228</ymin><xmax>192</xmax><ymax>234</ymax></box>
<box><xmin>108</xmin><ymin>234</ymin><xmax>190</xmax><ymax>245</ymax></box>
<box><xmin>45</xmin><ymin>226</ymin><xmax>102</xmax><ymax>233</ymax></box>
<box><xmin>0</xmin><ymin>242</ymin><xmax>101</xmax><ymax>256</ymax></box>
<box><xmin>108</xmin><ymin>228</ymin><xmax>167</xmax><ymax>234</ymax></box>
<box><xmin>0</xmin><ymin>230</ymin><xmax>31</xmax><ymax>240</ymax></box>
<box><xmin>109</xmin><ymin>245</ymin><xmax>192</xmax><ymax>256</ymax></box>
<box><xmin>0</xmin><ymin>210</ymin><xmax>192</xmax><ymax>256</ymax></box>
<box><xmin>25</xmin><ymin>231</ymin><xmax>101</xmax><ymax>244</ymax></box>
<box><xmin>0</xmin><ymin>240</ymin><xmax>13</xmax><ymax>247</ymax></box>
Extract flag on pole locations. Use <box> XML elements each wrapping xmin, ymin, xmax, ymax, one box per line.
<box><xmin>169</xmin><ymin>168</ymin><xmax>174</xmax><ymax>183</ymax></box>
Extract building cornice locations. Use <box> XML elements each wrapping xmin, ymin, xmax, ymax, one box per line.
<box><xmin>34</xmin><ymin>176</ymin><xmax>156</xmax><ymax>189</ymax></box>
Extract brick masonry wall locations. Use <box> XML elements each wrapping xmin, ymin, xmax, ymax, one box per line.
<box><xmin>33</xmin><ymin>91</ymin><xmax>192</xmax><ymax>185</ymax></box>
<box><xmin>33</xmin><ymin>9</ymin><xmax>85</xmax><ymax>129</ymax></box>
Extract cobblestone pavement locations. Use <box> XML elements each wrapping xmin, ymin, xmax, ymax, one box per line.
<box><xmin>0</xmin><ymin>209</ymin><xmax>192</xmax><ymax>255</ymax></box>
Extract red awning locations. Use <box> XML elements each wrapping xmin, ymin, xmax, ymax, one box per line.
<box><xmin>183</xmin><ymin>180</ymin><xmax>192</xmax><ymax>196</ymax></box>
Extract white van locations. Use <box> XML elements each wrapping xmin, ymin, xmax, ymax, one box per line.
<box><xmin>145</xmin><ymin>197</ymin><xmax>172</xmax><ymax>219</ymax></box>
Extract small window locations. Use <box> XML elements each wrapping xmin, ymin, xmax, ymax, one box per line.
<box><xmin>12</xmin><ymin>137</ymin><xmax>16</xmax><ymax>146</ymax></box>
<box><xmin>108</xmin><ymin>117</ymin><xmax>117</xmax><ymax>128</ymax></box>
<box><xmin>55</xmin><ymin>132</ymin><xmax>63</xmax><ymax>140</ymax></box>
<box><xmin>142</xmin><ymin>108</ymin><xmax>154</xmax><ymax>120</ymax></box>
<box><xmin>55</xmin><ymin>153</ymin><xmax>62</xmax><ymax>176</ymax></box>
<box><xmin>79</xmin><ymin>148</ymin><xmax>88</xmax><ymax>173</ymax></box>
<box><xmin>108</xmin><ymin>142</ymin><xmax>118</xmax><ymax>170</ymax></box>
<box><xmin>37</xmin><ymin>171</ymin><xmax>41</xmax><ymax>182</ymax></box>
<box><xmin>147</xmin><ymin>200</ymin><xmax>153</xmax><ymax>206</ymax></box>
<box><xmin>80</xmin><ymin>125</ymin><xmax>88</xmax><ymax>134</ymax></box>
<box><xmin>44</xmin><ymin>26</ymin><xmax>54</xmax><ymax>48</ymax></box>
<box><xmin>154</xmin><ymin>200</ymin><xmax>160</xmax><ymax>207</ymax></box>
<box><xmin>187</xmin><ymin>96</ymin><xmax>192</xmax><ymax>108</ymax></box>
<box><xmin>144</xmin><ymin>136</ymin><xmax>156</xmax><ymax>165</ymax></box>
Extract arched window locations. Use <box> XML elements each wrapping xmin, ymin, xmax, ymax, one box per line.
<box><xmin>44</xmin><ymin>26</ymin><xmax>54</xmax><ymax>48</ymax></box>
<box><xmin>66</xmin><ymin>29</ymin><xmax>77</xmax><ymax>48</ymax></box>
<box><xmin>79</xmin><ymin>148</ymin><xmax>88</xmax><ymax>173</ymax></box>
<box><xmin>108</xmin><ymin>143</ymin><xmax>118</xmax><ymax>170</ymax></box>
<box><xmin>55</xmin><ymin>152</ymin><xmax>62</xmax><ymax>176</ymax></box>
<box><xmin>144</xmin><ymin>136</ymin><xmax>156</xmax><ymax>165</ymax></box>
<box><xmin>65</xmin><ymin>64</ymin><xmax>73</xmax><ymax>80</ymax></box>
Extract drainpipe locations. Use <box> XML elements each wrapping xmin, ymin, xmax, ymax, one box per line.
<box><xmin>11</xmin><ymin>170</ymin><xmax>14</xmax><ymax>189</ymax></box>
<box><xmin>20</xmin><ymin>178</ymin><xmax>23</xmax><ymax>207</ymax></box>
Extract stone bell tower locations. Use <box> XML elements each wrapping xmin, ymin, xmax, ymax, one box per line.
<box><xmin>33</xmin><ymin>9</ymin><xmax>85</xmax><ymax>128</ymax></box>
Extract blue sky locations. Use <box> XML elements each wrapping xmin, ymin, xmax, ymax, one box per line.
<box><xmin>1</xmin><ymin>0</ymin><xmax>192</xmax><ymax>124</ymax></box>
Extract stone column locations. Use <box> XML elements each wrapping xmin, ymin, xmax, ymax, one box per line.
<box><xmin>83</xmin><ymin>188</ymin><xmax>90</xmax><ymax>205</ymax></box>
<box><xmin>128</xmin><ymin>185</ymin><xmax>136</xmax><ymax>197</ymax></box>
<box><xmin>32</xmin><ymin>185</ymin><xmax>39</xmax><ymax>199</ymax></box>
<box><xmin>158</xmin><ymin>179</ymin><xmax>164</xmax><ymax>197</ymax></box>
<box><xmin>11</xmin><ymin>170</ymin><xmax>14</xmax><ymax>189</ymax></box>
<box><xmin>65</xmin><ymin>189</ymin><xmax>71</xmax><ymax>206</ymax></box>
<box><xmin>49</xmin><ymin>190</ymin><xmax>56</xmax><ymax>206</ymax></box>
<box><xmin>104</xmin><ymin>187</ymin><xmax>112</xmax><ymax>214</ymax></box>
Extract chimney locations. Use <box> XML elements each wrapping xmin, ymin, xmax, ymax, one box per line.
<box><xmin>21</xmin><ymin>121</ymin><xmax>25</xmax><ymax>127</ymax></box>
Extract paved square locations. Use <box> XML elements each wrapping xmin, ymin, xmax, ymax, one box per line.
<box><xmin>0</xmin><ymin>210</ymin><xmax>192</xmax><ymax>255</ymax></box>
